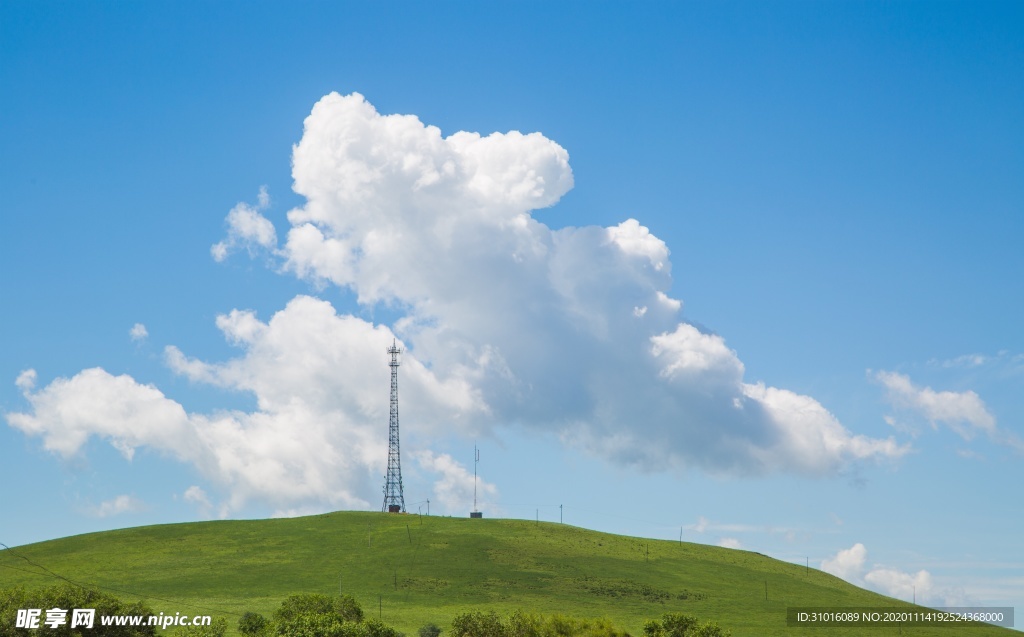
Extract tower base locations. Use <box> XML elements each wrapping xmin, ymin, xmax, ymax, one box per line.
<box><xmin>470</xmin><ymin>511</ymin><xmax>483</xmax><ymax>518</ymax></box>
<box><xmin>387</xmin><ymin>505</ymin><xmax>402</xmax><ymax>513</ymax></box>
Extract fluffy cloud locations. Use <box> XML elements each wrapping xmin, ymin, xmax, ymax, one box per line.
<box><xmin>718</xmin><ymin>537</ymin><xmax>742</xmax><ymax>549</ymax></box>
<box><xmin>211</xmin><ymin>185</ymin><xmax>277</xmax><ymax>262</ymax></box>
<box><xmin>413</xmin><ymin>450</ymin><xmax>498</xmax><ymax>514</ymax></box>
<box><xmin>822</xmin><ymin>542</ymin><xmax>868</xmax><ymax>583</ymax></box>
<box><xmin>7</xmin><ymin>368</ymin><xmax>194</xmax><ymax>461</ymax></box>
<box><xmin>606</xmin><ymin>219</ymin><xmax>670</xmax><ymax>272</ymax></box>
<box><xmin>875</xmin><ymin>371</ymin><xmax>1022</xmax><ymax>453</ymax></box>
<box><xmin>651</xmin><ymin>323</ymin><xmax>743</xmax><ymax>384</ymax></box>
<box><xmin>182</xmin><ymin>485</ymin><xmax>215</xmax><ymax>517</ymax></box>
<box><xmin>875</xmin><ymin>371</ymin><xmax>995</xmax><ymax>438</ymax></box>
<box><xmin>6</xmin><ymin>92</ymin><xmax>909</xmax><ymax>515</ymax></box>
<box><xmin>8</xmin><ymin>297</ymin><xmax>486</xmax><ymax>515</ymax></box>
<box><xmin>129</xmin><ymin>323</ymin><xmax>148</xmax><ymax>342</ymax></box>
<box><xmin>932</xmin><ymin>353</ymin><xmax>988</xmax><ymax>369</ymax></box>
<box><xmin>15</xmin><ymin>369</ymin><xmax>36</xmax><ymax>392</ymax></box>
<box><xmin>269</xmin><ymin>92</ymin><xmax>902</xmax><ymax>477</ymax></box>
<box><xmin>686</xmin><ymin>515</ymin><xmax>801</xmax><ymax>540</ymax></box>
<box><xmin>88</xmin><ymin>495</ymin><xmax>145</xmax><ymax>518</ymax></box>
<box><xmin>821</xmin><ymin>542</ymin><xmax>970</xmax><ymax>606</ymax></box>
<box><xmin>164</xmin><ymin>295</ymin><xmax>484</xmax><ymax>428</ymax></box>
<box><xmin>865</xmin><ymin>567</ymin><xmax>934</xmax><ymax>601</ymax></box>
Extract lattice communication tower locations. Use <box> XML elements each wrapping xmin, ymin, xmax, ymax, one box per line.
<box><xmin>382</xmin><ymin>339</ymin><xmax>405</xmax><ymax>513</ymax></box>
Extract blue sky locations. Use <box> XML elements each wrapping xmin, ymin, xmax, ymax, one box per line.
<box><xmin>2</xmin><ymin>0</ymin><xmax>1022</xmax><ymax>617</ymax></box>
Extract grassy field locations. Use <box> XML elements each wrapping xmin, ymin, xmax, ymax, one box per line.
<box><xmin>0</xmin><ymin>511</ymin><xmax>1013</xmax><ymax>637</ymax></box>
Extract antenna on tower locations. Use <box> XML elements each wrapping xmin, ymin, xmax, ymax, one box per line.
<box><xmin>382</xmin><ymin>339</ymin><xmax>405</xmax><ymax>513</ymax></box>
<box><xmin>470</xmin><ymin>444</ymin><xmax>483</xmax><ymax>518</ymax></box>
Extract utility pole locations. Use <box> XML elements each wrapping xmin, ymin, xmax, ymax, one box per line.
<box><xmin>560</xmin><ymin>504</ymin><xmax>563</xmax><ymax>523</ymax></box>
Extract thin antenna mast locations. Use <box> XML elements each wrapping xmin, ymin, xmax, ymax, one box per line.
<box><xmin>470</xmin><ymin>445</ymin><xmax>483</xmax><ymax>518</ymax></box>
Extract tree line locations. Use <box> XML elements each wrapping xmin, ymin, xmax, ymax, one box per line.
<box><xmin>1</xmin><ymin>587</ymin><xmax>729</xmax><ymax>637</ymax></box>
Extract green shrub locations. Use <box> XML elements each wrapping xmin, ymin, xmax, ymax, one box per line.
<box><xmin>449</xmin><ymin>611</ymin><xmax>627</xmax><ymax>637</ymax></box>
<box><xmin>271</xmin><ymin>594</ymin><xmax>369</xmax><ymax>637</ymax></box>
<box><xmin>689</xmin><ymin>623</ymin><xmax>728</xmax><ymax>637</ymax></box>
<box><xmin>363</xmin><ymin>618</ymin><xmax>401</xmax><ymax>637</ymax></box>
<box><xmin>450</xmin><ymin>611</ymin><xmax>506</xmax><ymax>637</ymax></box>
<box><xmin>546</xmin><ymin>615</ymin><xmax>575</xmax><ymax>637</ymax></box>
<box><xmin>0</xmin><ymin>585</ymin><xmax>156</xmax><ymax>637</ymax></box>
<box><xmin>641</xmin><ymin>613</ymin><xmax>727</xmax><ymax>637</ymax></box>
<box><xmin>274</xmin><ymin>613</ymin><xmax>359</xmax><ymax>637</ymax></box>
<box><xmin>274</xmin><ymin>595</ymin><xmax>336</xmax><ymax>624</ymax></box>
<box><xmin>239</xmin><ymin>612</ymin><xmax>270</xmax><ymax>637</ymax></box>
<box><xmin>659</xmin><ymin>614</ymin><xmax>697</xmax><ymax>637</ymax></box>
<box><xmin>563</xmin><ymin>617</ymin><xmax>622</xmax><ymax>637</ymax></box>
<box><xmin>641</xmin><ymin>620</ymin><xmax>662</xmax><ymax>637</ymax></box>
<box><xmin>418</xmin><ymin>624</ymin><xmax>441</xmax><ymax>637</ymax></box>
<box><xmin>505</xmin><ymin>611</ymin><xmax>540</xmax><ymax>637</ymax></box>
<box><xmin>335</xmin><ymin>596</ymin><xmax>364</xmax><ymax>624</ymax></box>
<box><xmin>176</xmin><ymin>618</ymin><xmax>227</xmax><ymax>637</ymax></box>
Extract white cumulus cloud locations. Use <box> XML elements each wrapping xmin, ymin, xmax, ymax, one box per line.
<box><xmin>865</xmin><ymin>567</ymin><xmax>934</xmax><ymax>602</ymax></box>
<box><xmin>822</xmin><ymin>542</ymin><xmax>868</xmax><ymax>584</ymax></box>
<box><xmin>211</xmin><ymin>185</ymin><xmax>277</xmax><ymax>262</ymax></box>
<box><xmin>7</xmin><ymin>367</ymin><xmax>194</xmax><ymax>460</ymax></box>
<box><xmin>6</xmin><ymin>92</ymin><xmax>912</xmax><ymax>516</ymax></box>
<box><xmin>129</xmin><ymin>323</ymin><xmax>148</xmax><ymax>342</ymax></box>
<box><xmin>718</xmin><ymin>537</ymin><xmax>742</xmax><ymax>549</ymax></box>
<box><xmin>875</xmin><ymin>371</ymin><xmax>995</xmax><ymax>437</ymax></box>
<box><xmin>874</xmin><ymin>371</ymin><xmax>1022</xmax><ymax>453</ymax></box>
<box><xmin>262</xmin><ymin>91</ymin><xmax>902</xmax><ymax>477</ymax></box>
<box><xmin>15</xmin><ymin>369</ymin><xmax>36</xmax><ymax>392</ymax></box>
<box><xmin>7</xmin><ymin>297</ymin><xmax>486</xmax><ymax>515</ymax></box>
<box><xmin>181</xmin><ymin>485</ymin><xmax>219</xmax><ymax>518</ymax></box>
<box><xmin>606</xmin><ymin>219</ymin><xmax>670</xmax><ymax>272</ymax></box>
<box><xmin>413</xmin><ymin>450</ymin><xmax>498</xmax><ymax>514</ymax></box>
<box><xmin>822</xmin><ymin>542</ymin><xmax>968</xmax><ymax>606</ymax></box>
<box><xmin>183</xmin><ymin>485</ymin><xmax>211</xmax><ymax>508</ymax></box>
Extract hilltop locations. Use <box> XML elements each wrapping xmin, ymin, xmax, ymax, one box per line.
<box><xmin>0</xmin><ymin>512</ymin><xmax>1012</xmax><ymax>636</ymax></box>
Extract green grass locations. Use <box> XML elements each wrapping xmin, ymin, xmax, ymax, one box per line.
<box><xmin>0</xmin><ymin>512</ymin><xmax>1013</xmax><ymax>637</ymax></box>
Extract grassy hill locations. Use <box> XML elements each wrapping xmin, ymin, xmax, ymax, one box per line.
<box><xmin>0</xmin><ymin>512</ymin><xmax>1013</xmax><ymax>637</ymax></box>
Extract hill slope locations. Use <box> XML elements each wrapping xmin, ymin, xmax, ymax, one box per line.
<box><xmin>0</xmin><ymin>512</ymin><xmax>1012</xmax><ymax>636</ymax></box>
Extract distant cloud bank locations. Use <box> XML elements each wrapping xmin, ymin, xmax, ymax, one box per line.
<box><xmin>875</xmin><ymin>370</ymin><xmax>1022</xmax><ymax>452</ymax></box>
<box><xmin>822</xmin><ymin>542</ymin><xmax>972</xmax><ymax>607</ymax></box>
